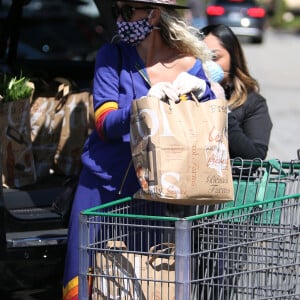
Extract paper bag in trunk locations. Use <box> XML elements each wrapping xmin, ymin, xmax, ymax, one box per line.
<box><xmin>130</xmin><ymin>97</ymin><xmax>234</xmax><ymax>205</ymax></box>
<box><xmin>0</xmin><ymin>92</ymin><xmax>36</xmax><ymax>188</ymax></box>
<box><xmin>93</xmin><ymin>241</ymin><xmax>175</xmax><ymax>300</ymax></box>
<box><xmin>53</xmin><ymin>91</ymin><xmax>94</xmax><ymax>176</ymax></box>
<box><xmin>30</xmin><ymin>81</ymin><xmax>69</xmax><ymax>179</ymax></box>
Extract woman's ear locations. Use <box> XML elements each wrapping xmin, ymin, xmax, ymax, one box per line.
<box><xmin>149</xmin><ymin>8</ymin><xmax>160</xmax><ymax>26</ymax></box>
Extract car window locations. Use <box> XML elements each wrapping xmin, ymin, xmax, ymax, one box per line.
<box><xmin>1</xmin><ymin>0</ymin><xmax>104</xmax><ymax>62</ymax></box>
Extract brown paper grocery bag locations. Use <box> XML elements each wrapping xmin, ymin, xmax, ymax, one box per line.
<box><xmin>93</xmin><ymin>241</ymin><xmax>175</xmax><ymax>300</ymax></box>
<box><xmin>0</xmin><ymin>86</ymin><xmax>36</xmax><ymax>188</ymax></box>
<box><xmin>130</xmin><ymin>97</ymin><xmax>234</xmax><ymax>205</ymax></box>
<box><xmin>30</xmin><ymin>81</ymin><xmax>68</xmax><ymax>179</ymax></box>
<box><xmin>30</xmin><ymin>78</ymin><xmax>94</xmax><ymax>178</ymax></box>
<box><xmin>53</xmin><ymin>91</ymin><xmax>94</xmax><ymax>176</ymax></box>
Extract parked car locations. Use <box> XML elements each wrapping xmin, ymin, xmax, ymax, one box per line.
<box><xmin>0</xmin><ymin>0</ymin><xmax>116</xmax><ymax>299</ymax></box>
<box><xmin>206</xmin><ymin>0</ymin><xmax>267</xmax><ymax>43</ymax></box>
<box><xmin>1</xmin><ymin>0</ymin><xmax>108</xmax><ymax>85</ymax></box>
<box><xmin>256</xmin><ymin>0</ymin><xmax>276</xmax><ymax>16</ymax></box>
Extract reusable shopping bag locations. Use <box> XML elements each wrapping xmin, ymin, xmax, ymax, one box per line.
<box><xmin>93</xmin><ymin>241</ymin><xmax>175</xmax><ymax>300</ymax></box>
<box><xmin>130</xmin><ymin>97</ymin><xmax>234</xmax><ymax>205</ymax></box>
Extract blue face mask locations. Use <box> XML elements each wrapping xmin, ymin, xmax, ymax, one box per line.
<box><xmin>205</xmin><ymin>60</ymin><xmax>225</xmax><ymax>83</ymax></box>
<box><xmin>117</xmin><ymin>16</ymin><xmax>154</xmax><ymax>46</ymax></box>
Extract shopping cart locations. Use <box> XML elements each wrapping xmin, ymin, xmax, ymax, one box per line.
<box><xmin>79</xmin><ymin>159</ymin><xmax>300</xmax><ymax>300</ymax></box>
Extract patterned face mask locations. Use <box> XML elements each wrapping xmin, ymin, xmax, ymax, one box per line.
<box><xmin>117</xmin><ymin>15</ymin><xmax>154</xmax><ymax>46</ymax></box>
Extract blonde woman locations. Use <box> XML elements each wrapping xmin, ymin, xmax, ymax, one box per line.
<box><xmin>63</xmin><ymin>1</ymin><xmax>217</xmax><ymax>299</ymax></box>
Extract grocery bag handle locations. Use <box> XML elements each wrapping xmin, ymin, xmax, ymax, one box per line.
<box><xmin>106</xmin><ymin>240</ymin><xmax>127</xmax><ymax>250</ymax></box>
<box><xmin>106</xmin><ymin>241</ymin><xmax>175</xmax><ymax>252</ymax></box>
<box><xmin>55</xmin><ymin>83</ymin><xmax>72</xmax><ymax>112</ymax></box>
<box><xmin>148</xmin><ymin>243</ymin><xmax>175</xmax><ymax>265</ymax></box>
<box><xmin>190</xmin><ymin>92</ymin><xmax>201</xmax><ymax>106</ymax></box>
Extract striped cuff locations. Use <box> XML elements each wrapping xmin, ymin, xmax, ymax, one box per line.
<box><xmin>95</xmin><ymin>101</ymin><xmax>118</xmax><ymax>139</ymax></box>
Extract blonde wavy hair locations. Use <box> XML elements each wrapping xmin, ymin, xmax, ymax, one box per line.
<box><xmin>158</xmin><ymin>8</ymin><xmax>213</xmax><ymax>63</ymax></box>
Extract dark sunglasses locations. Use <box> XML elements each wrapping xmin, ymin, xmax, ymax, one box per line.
<box><xmin>112</xmin><ymin>5</ymin><xmax>153</xmax><ymax>22</ymax></box>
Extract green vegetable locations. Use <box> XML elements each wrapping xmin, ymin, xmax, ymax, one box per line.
<box><xmin>0</xmin><ymin>74</ymin><xmax>33</xmax><ymax>103</ymax></box>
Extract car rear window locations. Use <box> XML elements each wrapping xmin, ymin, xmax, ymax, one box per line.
<box><xmin>1</xmin><ymin>0</ymin><xmax>104</xmax><ymax>62</ymax></box>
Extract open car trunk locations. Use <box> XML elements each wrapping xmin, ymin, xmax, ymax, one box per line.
<box><xmin>0</xmin><ymin>0</ymin><xmax>116</xmax><ymax>297</ymax></box>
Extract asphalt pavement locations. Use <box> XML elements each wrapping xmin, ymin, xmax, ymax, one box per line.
<box><xmin>242</xmin><ymin>28</ymin><xmax>300</xmax><ymax>162</ymax></box>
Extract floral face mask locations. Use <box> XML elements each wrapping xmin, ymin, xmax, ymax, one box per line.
<box><xmin>117</xmin><ymin>11</ymin><xmax>154</xmax><ymax>46</ymax></box>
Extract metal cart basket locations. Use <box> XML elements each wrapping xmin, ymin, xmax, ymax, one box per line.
<box><xmin>79</xmin><ymin>159</ymin><xmax>300</xmax><ymax>299</ymax></box>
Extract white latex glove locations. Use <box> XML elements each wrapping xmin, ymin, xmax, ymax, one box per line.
<box><xmin>173</xmin><ymin>72</ymin><xmax>207</xmax><ymax>99</ymax></box>
<box><xmin>147</xmin><ymin>82</ymin><xmax>179</xmax><ymax>102</ymax></box>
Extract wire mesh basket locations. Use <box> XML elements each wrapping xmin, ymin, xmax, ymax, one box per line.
<box><xmin>79</xmin><ymin>159</ymin><xmax>300</xmax><ymax>299</ymax></box>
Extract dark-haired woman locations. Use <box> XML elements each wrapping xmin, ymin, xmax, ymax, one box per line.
<box><xmin>201</xmin><ymin>24</ymin><xmax>272</xmax><ymax>159</ymax></box>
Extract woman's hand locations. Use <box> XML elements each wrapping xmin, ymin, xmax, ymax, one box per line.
<box><xmin>147</xmin><ymin>82</ymin><xmax>179</xmax><ymax>102</ymax></box>
<box><xmin>173</xmin><ymin>72</ymin><xmax>207</xmax><ymax>99</ymax></box>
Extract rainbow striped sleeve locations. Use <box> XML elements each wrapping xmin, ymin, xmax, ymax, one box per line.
<box><xmin>94</xmin><ymin>101</ymin><xmax>118</xmax><ymax>139</ymax></box>
<box><xmin>63</xmin><ymin>276</ymin><xmax>78</xmax><ymax>300</ymax></box>
<box><xmin>63</xmin><ymin>272</ymin><xmax>93</xmax><ymax>300</ymax></box>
